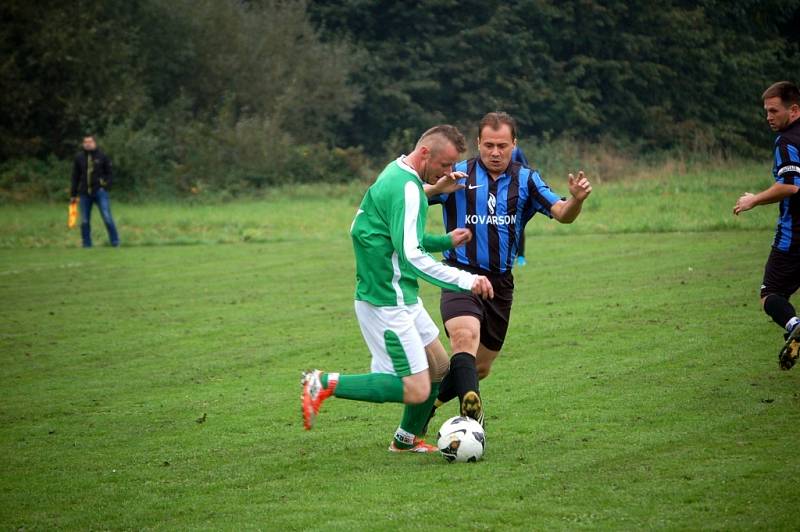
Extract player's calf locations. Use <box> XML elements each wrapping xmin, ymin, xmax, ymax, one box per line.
<box><xmin>402</xmin><ymin>372</ymin><xmax>431</xmax><ymax>404</ymax></box>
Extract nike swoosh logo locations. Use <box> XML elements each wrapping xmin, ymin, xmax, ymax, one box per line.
<box><xmin>468</xmin><ymin>184</ymin><xmax>484</xmax><ymax>190</ymax></box>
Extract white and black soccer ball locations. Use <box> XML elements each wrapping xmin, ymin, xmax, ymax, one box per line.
<box><xmin>436</xmin><ymin>416</ymin><xmax>485</xmax><ymax>463</ymax></box>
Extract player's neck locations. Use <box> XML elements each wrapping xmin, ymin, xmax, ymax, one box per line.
<box><xmin>478</xmin><ymin>157</ymin><xmax>506</xmax><ymax>181</ymax></box>
<box><xmin>403</xmin><ymin>151</ymin><xmax>423</xmax><ymax>175</ymax></box>
<box><xmin>784</xmin><ymin>115</ymin><xmax>800</xmax><ymax>131</ymax></box>
<box><xmin>487</xmin><ymin>171</ymin><xmax>502</xmax><ymax>181</ymax></box>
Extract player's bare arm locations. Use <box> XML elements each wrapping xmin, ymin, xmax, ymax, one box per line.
<box><xmin>550</xmin><ymin>170</ymin><xmax>593</xmax><ymax>223</ymax></box>
<box><xmin>733</xmin><ymin>183</ymin><xmax>800</xmax><ymax>215</ymax></box>
<box><xmin>423</xmin><ymin>171</ymin><xmax>467</xmax><ymax>197</ymax></box>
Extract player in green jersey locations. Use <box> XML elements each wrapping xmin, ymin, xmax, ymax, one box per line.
<box><xmin>301</xmin><ymin>125</ymin><xmax>494</xmax><ymax>452</ymax></box>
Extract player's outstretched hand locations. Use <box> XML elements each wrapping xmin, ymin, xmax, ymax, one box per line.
<box><xmin>432</xmin><ymin>171</ymin><xmax>467</xmax><ymax>195</ymax></box>
<box><xmin>733</xmin><ymin>192</ymin><xmax>755</xmax><ymax>215</ymax></box>
<box><xmin>449</xmin><ymin>228</ymin><xmax>472</xmax><ymax>248</ymax></box>
<box><xmin>568</xmin><ymin>171</ymin><xmax>592</xmax><ymax>201</ymax></box>
<box><xmin>471</xmin><ymin>276</ymin><xmax>494</xmax><ymax>300</ymax></box>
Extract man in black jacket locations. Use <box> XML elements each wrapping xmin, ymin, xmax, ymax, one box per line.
<box><xmin>70</xmin><ymin>135</ymin><xmax>120</xmax><ymax>247</ymax></box>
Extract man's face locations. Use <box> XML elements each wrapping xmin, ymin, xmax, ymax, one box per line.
<box><xmin>82</xmin><ymin>137</ymin><xmax>96</xmax><ymax>151</ymax></box>
<box><xmin>478</xmin><ymin>124</ymin><xmax>515</xmax><ymax>176</ymax></box>
<box><xmin>764</xmin><ymin>97</ymin><xmax>800</xmax><ymax>132</ymax></box>
<box><xmin>421</xmin><ymin>142</ymin><xmax>459</xmax><ymax>184</ymax></box>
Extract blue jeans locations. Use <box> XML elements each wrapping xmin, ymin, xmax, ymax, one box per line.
<box><xmin>80</xmin><ymin>189</ymin><xmax>119</xmax><ymax>247</ymax></box>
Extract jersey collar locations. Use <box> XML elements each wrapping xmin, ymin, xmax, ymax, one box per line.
<box><xmin>397</xmin><ymin>156</ymin><xmax>423</xmax><ymax>183</ymax></box>
<box><xmin>780</xmin><ymin>116</ymin><xmax>800</xmax><ymax>135</ymax></box>
<box><xmin>476</xmin><ymin>157</ymin><xmax>512</xmax><ymax>181</ymax></box>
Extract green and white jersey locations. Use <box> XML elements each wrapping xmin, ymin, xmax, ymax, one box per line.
<box><xmin>351</xmin><ymin>157</ymin><xmax>477</xmax><ymax>307</ymax></box>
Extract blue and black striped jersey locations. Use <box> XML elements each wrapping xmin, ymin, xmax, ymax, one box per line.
<box><xmin>511</xmin><ymin>146</ymin><xmax>529</xmax><ymax>167</ymax></box>
<box><xmin>431</xmin><ymin>156</ymin><xmax>562</xmax><ymax>274</ymax></box>
<box><xmin>771</xmin><ymin>118</ymin><xmax>800</xmax><ymax>253</ymax></box>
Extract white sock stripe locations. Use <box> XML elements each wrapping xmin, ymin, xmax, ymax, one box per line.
<box><xmin>394</xmin><ymin>427</ymin><xmax>416</xmax><ymax>445</ymax></box>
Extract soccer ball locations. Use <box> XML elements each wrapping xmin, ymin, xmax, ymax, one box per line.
<box><xmin>436</xmin><ymin>416</ymin><xmax>485</xmax><ymax>462</ymax></box>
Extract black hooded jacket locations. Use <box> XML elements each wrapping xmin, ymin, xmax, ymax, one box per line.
<box><xmin>71</xmin><ymin>149</ymin><xmax>113</xmax><ymax>196</ymax></box>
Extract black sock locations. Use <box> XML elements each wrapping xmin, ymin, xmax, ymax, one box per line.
<box><xmin>764</xmin><ymin>294</ymin><xmax>796</xmax><ymax>330</ymax></box>
<box><xmin>437</xmin><ymin>369</ymin><xmax>458</xmax><ymax>404</ymax></box>
<box><xmin>449</xmin><ymin>352</ymin><xmax>479</xmax><ymax>404</ymax></box>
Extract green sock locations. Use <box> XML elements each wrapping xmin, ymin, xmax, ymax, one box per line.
<box><xmin>333</xmin><ymin>373</ymin><xmax>404</xmax><ymax>403</ymax></box>
<box><xmin>395</xmin><ymin>382</ymin><xmax>440</xmax><ymax>448</ymax></box>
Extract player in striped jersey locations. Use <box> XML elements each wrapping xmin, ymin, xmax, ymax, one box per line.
<box><xmin>424</xmin><ymin>112</ymin><xmax>592</xmax><ymax>425</ymax></box>
<box><xmin>301</xmin><ymin>125</ymin><xmax>494</xmax><ymax>452</ymax></box>
<box><xmin>734</xmin><ymin>81</ymin><xmax>800</xmax><ymax>369</ymax></box>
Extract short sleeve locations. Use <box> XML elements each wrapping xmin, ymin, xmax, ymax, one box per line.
<box><xmin>526</xmin><ymin>170</ymin><xmax>562</xmax><ymax>217</ymax></box>
<box><xmin>776</xmin><ymin>140</ymin><xmax>800</xmax><ymax>186</ymax></box>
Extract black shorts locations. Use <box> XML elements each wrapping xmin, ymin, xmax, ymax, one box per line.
<box><xmin>440</xmin><ymin>263</ymin><xmax>514</xmax><ymax>351</ymax></box>
<box><xmin>761</xmin><ymin>247</ymin><xmax>800</xmax><ymax>299</ymax></box>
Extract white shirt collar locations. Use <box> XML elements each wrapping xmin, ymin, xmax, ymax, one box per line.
<box><xmin>397</xmin><ymin>156</ymin><xmax>422</xmax><ymax>183</ymax></box>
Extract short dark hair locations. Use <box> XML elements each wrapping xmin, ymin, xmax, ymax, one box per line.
<box><xmin>417</xmin><ymin>124</ymin><xmax>467</xmax><ymax>153</ymax></box>
<box><xmin>762</xmin><ymin>81</ymin><xmax>800</xmax><ymax>107</ymax></box>
<box><xmin>478</xmin><ymin>112</ymin><xmax>517</xmax><ymax>140</ymax></box>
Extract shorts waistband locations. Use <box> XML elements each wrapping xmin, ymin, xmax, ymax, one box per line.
<box><xmin>444</xmin><ymin>260</ymin><xmax>513</xmax><ymax>280</ymax></box>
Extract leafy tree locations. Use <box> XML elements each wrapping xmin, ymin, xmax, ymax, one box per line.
<box><xmin>0</xmin><ymin>0</ymin><xmax>145</xmax><ymax>159</ymax></box>
<box><xmin>309</xmin><ymin>0</ymin><xmax>800</xmax><ymax>155</ymax></box>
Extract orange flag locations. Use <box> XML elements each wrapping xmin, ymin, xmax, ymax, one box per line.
<box><xmin>68</xmin><ymin>199</ymin><xmax>78</xmax><ymax>229</ymax></box>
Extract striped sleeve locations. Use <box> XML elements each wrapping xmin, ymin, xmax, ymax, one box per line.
<box><xmin>391</xmin><ymin>181</ymin><xmax>475</xmax><ymax>292</ymax></box>
<box><xmin>526</xmin><ymin>170</ymin><xmax>562</xmax><ymax>217</ymax></box>
<box><xmin>776</xmin><ymin>140</ymin><xmax>800</xmax><ymax>185</ymax></box>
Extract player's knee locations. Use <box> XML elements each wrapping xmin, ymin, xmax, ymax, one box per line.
<box><xmin>449</xmin><ymin>326</ymin><xmax>480</xmax><ymax>352</ymax></box>
<box><xmin>404</xmin><ymin>379</ymin><xmax>430</xmax><ymax>404</ymax></box>
<box><xmin>476</xmin><ymin>363</ymin><xmax>491</xmax><ymax>380</ymax></box>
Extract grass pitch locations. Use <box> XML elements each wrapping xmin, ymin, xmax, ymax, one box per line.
<box><xmin>2</xmin><ymin>165</ymin><xmax>799</xmax><ymax>530</ymax></box>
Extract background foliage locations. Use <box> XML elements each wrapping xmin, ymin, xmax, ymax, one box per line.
<box><xmin>1</xmin><ymin>0</ymin><xmax>799</xmax><ymax>200</ymax></box>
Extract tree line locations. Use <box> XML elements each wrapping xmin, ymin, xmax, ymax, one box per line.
<box><xmin>1</xmin><ymin>0</ymin><xmax>798</xmax><ymax>200</ymax></box>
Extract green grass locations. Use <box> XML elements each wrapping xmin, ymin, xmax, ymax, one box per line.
<box><xmin>0</xmin><ymin>162</ymin><xmax>777</xmax><ymax>248</ymax></box>
<box><xmin>2</xmin><ymin>166</ymin><xmax>799</xmax><ymax>530</ymax></box>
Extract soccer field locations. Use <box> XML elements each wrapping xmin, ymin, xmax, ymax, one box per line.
<box><xmin>2</xmin><ymin>169</ymin><xmax>800</xmax><ymax>529</ymax></box>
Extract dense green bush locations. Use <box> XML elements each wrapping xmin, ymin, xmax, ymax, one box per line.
<box><xmin>0</xmin><ymin>111</ymin><xmax>375</xmax><ymax>203</ymax></box>
<box><xmin>0</xmin><ymin>156</ymin><xmax>70</xmax><ymax>202</ymax></box>
<box><xmin>1</xmin><ymin>0</ymin><xmax>798</xmax><ymax>201</ymax></box>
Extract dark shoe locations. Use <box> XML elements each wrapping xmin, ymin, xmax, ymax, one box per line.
<box><xmin>779</xmin><ymin>325</ymin><xmax>800</xmax><ymax>370</ymax></box>
<box><xmin>460</xmin><ymin>391</ymin><xmax>484</xmax><ymax>427</ymax></box>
